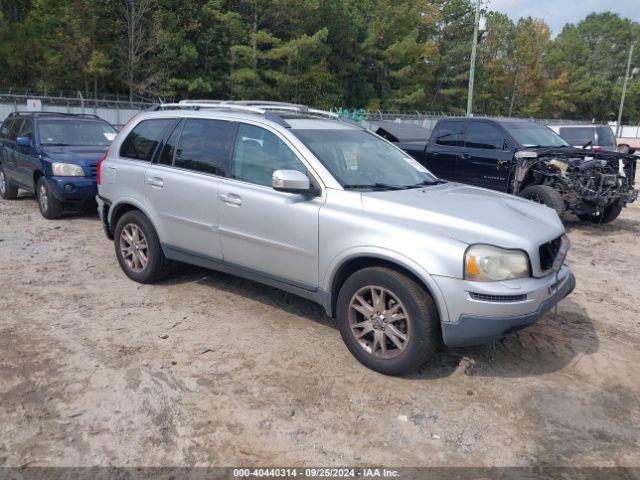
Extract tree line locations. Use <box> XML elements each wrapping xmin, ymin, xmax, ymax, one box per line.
<box><xmin>1</xmin><ymin>0</ymin><xmax>639</xmax><ymax>122</ymax></box>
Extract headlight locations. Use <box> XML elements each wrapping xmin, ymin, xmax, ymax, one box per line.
<box><xmin>464</xmin><ymin>244</ymin><xmax>530</xmax><ymax>282</ymax></box>
<box><xmin>52</xmin><ymin>163</ymin><xmax>85</xmax><ymax>176</ymax></box>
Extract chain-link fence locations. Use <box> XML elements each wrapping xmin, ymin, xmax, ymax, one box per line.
<box><xmin>0</xmin><ymin>91</ymin><xmax>153</xmax><ymax>128</ymax></box>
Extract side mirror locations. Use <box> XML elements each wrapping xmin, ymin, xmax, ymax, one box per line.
<box><xmin>16</xmin><ymin>136</ymin><xmax>31</xmax><ymax>147</ymax></box>
<box><xmin>272</xmin><ymin>169</ymin><xmax>312</xmax><ymax>194</ymax></box>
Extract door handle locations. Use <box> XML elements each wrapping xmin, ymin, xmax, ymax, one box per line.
<box><xmin>219</xmin><ymin>193</ymin><xmax>242</xmax><ymax>206</ymax></box>
<box><xmin>145</xmin><ymin>176</ymin><xmax>164</xmax><ymax>188</ymax></box>
<box><xmin>458</xmin><ymin>153</ymin><xmax>470</xmax><ymax>159</ymax></box>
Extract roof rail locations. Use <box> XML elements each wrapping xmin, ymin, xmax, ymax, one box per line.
<box><xmin>152</xmin><ymin>100</ymin><xmax>346</xmax><ymax>127</ymax></box>
<box><xmin>8</xmin><ymin>111</ymin><xmax>102</xmax><ymax>119</ymax></box>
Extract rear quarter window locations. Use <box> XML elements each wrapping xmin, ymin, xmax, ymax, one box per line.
<box><xmin>119</xmin><ymin>118</ymin><xmax>175</xmax><ymax>161</ymax></box>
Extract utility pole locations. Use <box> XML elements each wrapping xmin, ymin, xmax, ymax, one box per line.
<box><xmin>616</xmin><ymin>42</ymin><xmax>635</xmax><ymax>137</ymax></box>
<box><xmin>466</xmin><ymin>0</ymin><xmax>481</xmax><ymax>116</ymax></box>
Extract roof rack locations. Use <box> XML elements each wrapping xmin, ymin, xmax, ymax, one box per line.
<box><xmin>8</xmin><ymin>111</ymin><xmax>102</xmax><ymax>119</ymax></box>
<box><xmin>151</xmin><ymin>100</ymin><xmax>349</xmax><ymax>127</ymax></box>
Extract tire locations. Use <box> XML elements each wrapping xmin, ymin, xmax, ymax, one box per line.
<box><xmin>0</xmin><ymin>164</ymin><xmax>19</xmax><ymax>200</ymax></box>
<box><xmin>617</xmin><ymin>144</ymin><xmax>630</xmax><ymax>154</ymax></box>
<box><xmin>519</xmin><ymin>184</ymin><xmax>566</xmax><ymax>218</ymax></box>
<box><xmin>36</xmin><ymin>177</ymin><xmax>63</xmax><ymax>219</ymax></box>
<box><xmin>114</xmin><ymin>210</ymin><xmax>171</xmax><ymax>283</ymax></box>
<box><xmin>577</xmin><ymin>200</ymin><xmax>624</xmax><ymax>225</ymax></box>
<box><xmin>336</xmin><ymin>266</ymin><xmax>441</xmax><ymax>376</ymax></box>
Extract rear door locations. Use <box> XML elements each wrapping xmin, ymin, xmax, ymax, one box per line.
<box><xmin>143</xmin><ymin>117</ymin><xmax>237</xmax><ymax>260</ymax></box>
<box><xmin>106</xmin><ymin>117</ymin><xmax>176</xmax><ymax>229</ymax></box>
<box><xmin>458</xmin><ymin>120</ymin><xmax>512</xmax><ymax>192</ymax></box>
<box><xmin>424</xmin><ymin>120</ymin><xmax>466</xmax><ymax>181</ymax></box>
<box><xmin>217</xmin><ymin>122</ymin><xmax>321</xmax><ymax>288</ymax></box>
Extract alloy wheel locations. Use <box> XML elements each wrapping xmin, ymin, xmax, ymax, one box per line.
<box><xmin>119</xmin><ymin>223</ymin><xmax>149</xmax><ymax>272</ymax></box>
<box><xmin>348</xmin><ymin>285</ymin><xmax>410</xmax><ymax>359</ymax></box>
<box><xmin>38</xmin><ymin>183</ymin><xmax>48</xmax><ymax>212</ymax></box>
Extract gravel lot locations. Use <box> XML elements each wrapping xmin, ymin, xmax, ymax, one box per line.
<box><xmin>1</xmin><ymin>182</ymin><xmax>639</xmax><ymax>468</ymax></box>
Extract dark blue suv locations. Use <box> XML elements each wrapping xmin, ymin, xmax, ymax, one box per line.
<box><xmin>0</xmin><ymin>112</ymin><xmax>117</xmax><ymax>218</ymax></box>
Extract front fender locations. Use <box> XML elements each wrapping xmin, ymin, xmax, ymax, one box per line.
<box><xmin>323</xmin><ymin>246</ymin><xmax>452</xmax><ymax>324</ymax></box>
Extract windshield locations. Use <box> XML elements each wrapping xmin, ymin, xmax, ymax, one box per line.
<box><xmin>291</xmin><ymin>129</ymin><xmax>437</xmax><ymax>189</ymax></box>
<box><xmin>507</xmin><ymin>123</ymin><xmax>570</xmax><ymax>148</ymax></box>
<box><xmin>38</xmin><ymin>120</ymin><xmax>116</xmax><ymax>146</ymax></box>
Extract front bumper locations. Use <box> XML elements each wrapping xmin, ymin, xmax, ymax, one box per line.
<box><xmin>435</xmin><ymin>264</ymin><xmax>575</xmax><ymax>347</ymax></box>
<box><xmin>48</xmin><ymin>176</ymin><xmax>97</xmax><ymax>202</ymax></box>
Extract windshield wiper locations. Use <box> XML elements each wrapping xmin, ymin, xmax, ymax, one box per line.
<box><xmin>342</xmin><ymin>183</ymin><xmax>411</xmax><ymax>191</ymax></box>
<box><xmin>403</xmin><ymin>179</ymin><xmax>448</xmax><ymax>188</ymax></box>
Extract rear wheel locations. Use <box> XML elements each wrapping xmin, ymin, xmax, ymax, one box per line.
<box><xmin>577</xmin><ymin>200</ymin><xmax>624</xmax><ymax>225</ymax></box>
<box><xmin>519</xmin><ymin>184</ymin><xmax>566</xmax><ymax>218</ymax></box>
<box><xmin>0</xmin><ymin>165</ymin><xmax>19</xmax><ymax>200</ymax></box>
<box><xmin>36</xmin><ymin>177</ymin><xmax>63</xmax><ymax>219</ymax></box>
<box><xmin>114</xmin><ymin>210</ymin><xmax>171</xmax><ymax>283</ymax></box>
<box><xmin>336</xmin><ymin>267</ymin><xmax>440</xmax><ymax>376</ymax></box>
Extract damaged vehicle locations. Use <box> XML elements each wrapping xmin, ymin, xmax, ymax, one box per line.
<box><xmin>391</xmin><ymin>117</ymin><xmax>638</xmax><ymax>224</ymax></box>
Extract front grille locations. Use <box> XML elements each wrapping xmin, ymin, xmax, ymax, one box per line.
<box><xmin>539</xmin><ymin>236</ymin><xmax>562</xmax><ymax>272</ymax></box>
<box><xmin>89</xmin><ymin>165</ymin><xmax>97</xmax><ymax>178</ymax></box>
<box><xmin>469</xmin><ymin>292</ymin><xmax>527</xmax><ymax>302</ymax></box>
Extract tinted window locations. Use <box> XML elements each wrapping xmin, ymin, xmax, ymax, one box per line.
<box><xmin>559</xmin><ymin>127</ymin><xmax>594</xmax><ymax>146</ymax></box>
<box><xmin>466</xmin><ymin>122</ymin><xmax>503</xmax><ymax>150</ymax></box>
<box><xmin>434</xmin><ymin>120</ymin><xmax>465</xmax><ymax>147</ymax></box>
<box><xmin>120</xmin><ymin>119</ymin><xmax>174</xmax><ymax>161</ymax></box>
<box><xmin>174</xmin><ymin>119</ymin><xmax>236</xmax><ymax>175</ymax></box>
<box><xmin>232</xmin><ymin>124</ymin><xmax>306</xmax><ymax>187</ymax></box>
<box><xmin>158</xmin><ymin>120</ymin><xmax>183</xmax><ymax>166</ymax></box>
<box><xmin>9</xmin><ymin>119</ymin><xmax>24</xmax><ymax>140</ymax></box>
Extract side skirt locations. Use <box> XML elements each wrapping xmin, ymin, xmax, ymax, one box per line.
<box><xmin>162</xmin><ymin>244</ymin><xmax>333</xmax><ymax>317</ymax></box>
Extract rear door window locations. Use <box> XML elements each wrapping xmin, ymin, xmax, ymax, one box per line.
<box><xmin>120</xmin><ymin>118</ymin><xmax>175</xmax><ymax>161</ymax></box>
<box><xmin>559</xmin><ymin>127</ymin><xmax>594</xmax><ymax>146</ymax></box>
<box><xmin>434</xmin><ymin>120</ymin><xmax>465</xmax><ymax>147</ymax></box>
<box><xmin>173</xmin><ymin>118</ymin><xmax>236</xmax><ymax>176</ymax></box>
<box><xmin>157</xmin><ymin>120</ymin><xmax>184</xmax><ymax>166</ymax></box>
<box><xmin>465</xmin><ymin>122</ymin><xmax>503</xmax><ymax>150</ymax></box>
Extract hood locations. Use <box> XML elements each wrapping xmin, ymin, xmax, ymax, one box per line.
<box><xmin>361</xmin><ymin>183</ymin><xmax>565</xmax><ymax>251</ymax></box>
<box><xmin>41</xmin><ymin>145</ymin><xmax>108</xmax><ymax>166</ymax></box>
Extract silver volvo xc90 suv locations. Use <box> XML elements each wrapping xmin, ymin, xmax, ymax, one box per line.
<box><xmin>97</xmin><ymin>101</ymin><xmax>575</xmax><ymax>375</ymax></box>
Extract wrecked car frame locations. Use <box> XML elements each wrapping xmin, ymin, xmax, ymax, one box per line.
<box><xmin>382</xmin><ymin>117</ymin><xmax>638</xmax><ymax>224</ymax></box>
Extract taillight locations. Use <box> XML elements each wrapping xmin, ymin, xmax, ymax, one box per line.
<box><xmin>593</xmin><ymin>146</ymin><xmax>602</xmax><ymax>152</ymax></box>
<box><xmin>97</xmin><ymin>153</ymin><xmax>107</xmax><ymax>185</ymax></box>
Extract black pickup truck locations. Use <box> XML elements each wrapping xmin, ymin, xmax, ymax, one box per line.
<box><xmin>377</xmin><ymin>117</ymin><xmax>638</xmax><ymax>224</ymax></box>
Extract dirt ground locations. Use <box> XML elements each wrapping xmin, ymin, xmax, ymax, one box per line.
<box><xmin>1</xmin><ymin>182</ymin><xmax>639</xmax><ymax>469</ymax></box>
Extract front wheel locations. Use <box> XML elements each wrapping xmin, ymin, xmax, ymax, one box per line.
<box><xmin>519</xmin><ymin>184</ymin><xmax>566</xmax><ymax>218</ymax></box>
<box><xmin>577</xmin><ymin>200</ymin><xmax>624</xmax><ymax>225</ymax></box>
<box><xmin>36</xmin><ymin>177</ymin><xmax>63</xmax><ymax>219</ymax></box>
<box><xmin>336</xmin><ymin>267</ymin><xmax>441</xmax><ymax>376</ymax></box>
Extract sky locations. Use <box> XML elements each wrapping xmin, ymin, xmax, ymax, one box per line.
<box><xmin>487</xmin><ymin>0</ymin><xmax>640</xmax><ymax>35</ymax></box>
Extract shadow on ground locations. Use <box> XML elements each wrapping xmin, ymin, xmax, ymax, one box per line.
<box><xmin>158</xmin><ymin>263</ymin><xmax>598</xmax><ymax>381</ymax></box>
